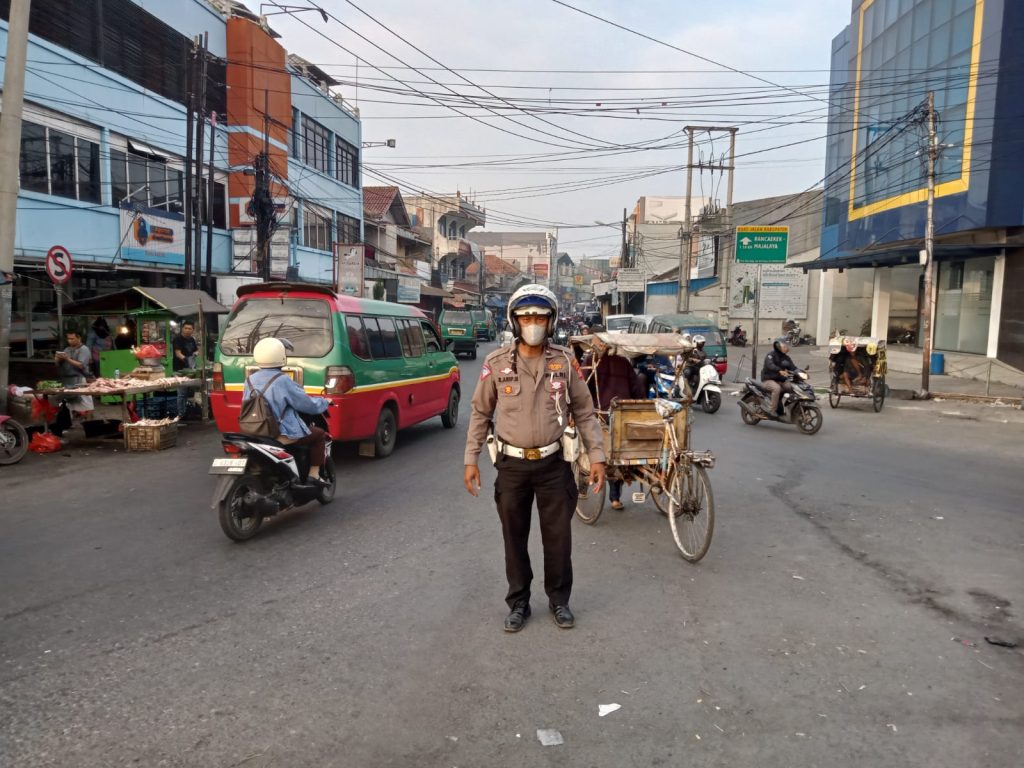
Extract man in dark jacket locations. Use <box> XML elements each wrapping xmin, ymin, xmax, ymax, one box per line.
<box><xmin>761</xmin><ymin>337</ymin><xmax>797</xmax><ymax>415</ymax></box>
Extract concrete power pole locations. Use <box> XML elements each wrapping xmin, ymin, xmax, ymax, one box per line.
<box><xmin>679</xmin><ymin>126</ymin><xmax>737</xmax><ymax>316</ymax></box>
<box><xmin>920</xmin><ymin>91</ymin><xmax>938</xmax><ymax>397</ymax></box>
<box><xmin>0</xmin><ymin>0</ymin><xmax>32</xmax><ymax>414</ymax></box>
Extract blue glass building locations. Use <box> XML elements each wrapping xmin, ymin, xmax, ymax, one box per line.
<box><xmin>817</xmin><ymin>0</ymin><xmax>1023</xmax><ymax>368</ymax></box>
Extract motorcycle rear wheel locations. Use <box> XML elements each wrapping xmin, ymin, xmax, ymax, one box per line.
<box><xmin>739</xmin><ymin>394</ymin><xmax>760</xmax><ymax>426</ymax></box>
<box><xmin>0</xmin><ymin>420</ymin><xmax>29</xmax><ymax>465</ymax></box>
<box><xmin>218</xmin><ymin>476</ymin><xmax>265</xmax><ymax>541</ymax></box>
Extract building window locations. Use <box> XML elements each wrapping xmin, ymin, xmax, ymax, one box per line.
<box><xmin>199</xmin><ymin>181</ymin><xmax>228</xmax><ymax>228</ymax></box>
<box><xmin>337</xmin><ymin>212</ymin><xmax>360</xmax><ymax>245</ymax></box>
<box><xmin>303</xmin><ymin>204</ymin><xmax>333</xmax><ymax>251</ymax></box>
<box><xmin>109</xmin><ymin>146</ymin><xmax>188</xmax><ymax>211</ymax></box>
<box><xmin>19</xmin><ymin>120</ymin><xmax>101</xmax><ymax>203</ymax></box>
<box><xmin>335</xmin><ymin>137</ymin><xmax>358</xmax><ymax>187</ymax></box>
<box><xmin>302</xmin><ymin>116</ymin><xmax>330</xmax><ymax>173</ymax></box>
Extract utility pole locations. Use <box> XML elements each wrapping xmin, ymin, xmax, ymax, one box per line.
<box><xmin>192</xmin><ymin>32</ymin><xmax>208</xmax><ymax>291</ymax></box>
<box><xmin>681</xmin><ymin>126</ymin><xmax>694</xmax><ymax>312</ymax></box>
<box><xmin>920</xmin><ymin>91</ymin><xmax>937</xmax><ymax>397</ymax></box>
<box><xmin>254</xmin><ymin>90</ymin><xmax>274</xmax><ymax>282</ymax></box>
<box><xmin>619</xmin><ymin>207</ymin><xmax>627</xmax><ymax>313</ymax></box>
<box><xmin>678</xmin><ymin>126</ymin><xmax>737</xmax><ymax>314</ymax></box>
<box><xmin>183</xmin><ymin>38</ymin><xmax>196</xmax><ymax>289</ymax></box>
<box><xmin>205</xmin><ymin>110</ymin><xmax>217</xmax><ymax>292</ymax></box>
<box><xmin>0</xmin><ymin>0</ymin><xmax>32</xmax><ymax>414</ymax></box>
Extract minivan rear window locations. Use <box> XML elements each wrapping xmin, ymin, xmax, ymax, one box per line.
<box><xmin>443</xmin><ymin>311</ymin><xmax>471</xmax><ymax>324</ymax></box>
<box><xmin>220</xmin><ymin>298</ymin><xmax>333</xmax><ymax>357</ymax></box>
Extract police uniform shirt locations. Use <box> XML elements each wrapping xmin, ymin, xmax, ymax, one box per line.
<box><xmin>464</xmin><ymin>343</ymin><xmax>607</xmax><ymax>466</ymax></box>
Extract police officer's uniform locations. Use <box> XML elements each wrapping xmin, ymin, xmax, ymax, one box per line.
<box><xmin>465</xmin><ymin>342</ymin><xmax>606</xmax><ymax>615</ymax></box>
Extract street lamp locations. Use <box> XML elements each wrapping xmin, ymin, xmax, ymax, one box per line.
<box><xmin>362</xmin><ymin>139</ymin><xmax>397</xmax><ymax>149</ymax></box>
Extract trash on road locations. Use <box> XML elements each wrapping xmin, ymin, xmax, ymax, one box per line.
<box><xmin>952</xmin><ymin>636</ymin><xmax>977</xmax><ymax>648</ymax></box>
<box><xmin>537</xmin><ymin>729</ymin><xmax>563</xmax><ymax>746</ymax></box>
<box><xmin>887</xmin><ymin>724</ymin><xmax>898</xmax><ymax>733</ymax></box>
<box><xmin>792</xmin><ymin>574</ymin><xmax>805</xmax><ymax>580</ymax></box>
<box><xmin>984</xmin><ymin>636</ymin><xmax>1018</xmax><ymax>649</ymax></box>
<box><xmin>598</xmin><ymin>703</ymin><xmax>621</xmax><ymax>717</ymax></box>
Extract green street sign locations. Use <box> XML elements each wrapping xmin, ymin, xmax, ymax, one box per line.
<box><xmin>735</xmin><ymin>226</ymin><xmax>789</xmax><ymax>263</ymax></box>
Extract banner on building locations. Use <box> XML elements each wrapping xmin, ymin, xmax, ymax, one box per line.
<box><xmin>729</xmin><ymin>263</ymin><xmax>808</xmax><ymax>319</ymax></box>
<box><xmin>691</xmin><ymin>236</ymin><xmax>717</xmax><ymax>281</ymax></box>
<box><xmin>336</xmin><ymin>244</ymin><xmax>365</xmax><ymax>297</ymax></box>
<box><xmin>231</xmin><ymin>229</ymin><xmax>289</xmax><ymax>277</ymax></box>
<box><xmin>119</xmin><ymin>205</ymin><xmax>185</xmax><ymax>265</ymax></box>
<box><xmin>397</xmin><ymin>277</ymin><xmax>421</xmax><ymax>304</ymax></box>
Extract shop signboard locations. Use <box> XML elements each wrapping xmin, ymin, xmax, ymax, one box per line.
<box><xmin>397</xmin><ymin>277</ymin><xmax>421</xmax><ymax>304</ymax></box>
<box><xmin>119</xmin><ymin>204</ymin><xmax>186</xmax><ymax>265</ymax></box>
<box><xmin>336</xmin><ymin>244</ymin><xmax>365</xmax><ymax>297</ymax></box>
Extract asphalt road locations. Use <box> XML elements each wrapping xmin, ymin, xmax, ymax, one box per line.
<box><xmin>2</xmin><ymin>342</ymin><xmax>1022</xmax><ymax>767</ymax></box>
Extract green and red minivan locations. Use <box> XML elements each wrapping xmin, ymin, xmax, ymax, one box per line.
<box><xmin>211</xmin><ymin>283</ymin><xmax>461</xmax><ymax>457</ymax></box>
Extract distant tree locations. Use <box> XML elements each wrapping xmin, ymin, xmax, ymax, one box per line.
<box><xmin>373</xmin><ymin>280</ymin><xmax>386</xmax><ymax>301</ymax></box>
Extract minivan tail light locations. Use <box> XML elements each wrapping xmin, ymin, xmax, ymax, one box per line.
<box><xmin>325</xmin><ymin>365</ymin><xmax>355</xmax><ymax>395</ymax></box>
<box><xmin>212</xmin><ymin>362</ymin><xmax>224</xmax><ymax>392</ymax></box>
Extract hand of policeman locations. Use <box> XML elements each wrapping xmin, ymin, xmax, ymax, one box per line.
<box><xmin>464</xmin><ymin>464</ymin><xmax>481</xmax><ymax>497</ymax></box>
<box><xmin>589</xmin><ymin>461</ymin><xmax>606</xmax><ymax>494</ymax></box>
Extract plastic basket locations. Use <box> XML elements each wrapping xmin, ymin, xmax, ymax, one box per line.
<box><xmin>123</xmin><ymin>422</ymin><xmax>178</xmax><ymax>452</ymax></box>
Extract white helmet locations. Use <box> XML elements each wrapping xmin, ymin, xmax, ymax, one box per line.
<box><xmin>253</xmin><ymin>337</ymin><xmax>287</xmax><ymax>368</ymax></box>
<box><xmin>507</xmin><ymin>284</ymin><xmax>558</xmax><ymax>338</ymax></box>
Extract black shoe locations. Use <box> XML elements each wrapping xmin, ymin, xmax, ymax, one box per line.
<box><xmin>504</xmin><ymin>603</ymin><xmax>531</xmax><ymax>632</ymax></box>
<box><xmin>551</xmin><ymin>605</ymin><xmax>575</xmax><ymax>629</ymax></box>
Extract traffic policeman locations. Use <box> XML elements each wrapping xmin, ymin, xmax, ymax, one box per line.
<box><xmin>464</xmin><ymin>285</ymin><xmax>606</xmax><ymax>632</ymax></box>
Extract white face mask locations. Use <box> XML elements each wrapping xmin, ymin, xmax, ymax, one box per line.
<box><xmin>519</xmin><ymin>323</ymin><xmax>548</xmax><ymax>346</ymax></box>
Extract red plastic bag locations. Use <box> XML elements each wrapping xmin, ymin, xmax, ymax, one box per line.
<box><xmin>31</xmin><ymin>397</ymin><xmax>59</xmax><ymax>422</ymax></box>
<box><xmin>135</xmin><ymin>344</ymin><xmax>162</xmax><ymax>360</ymax></box>
<box><xmin>28</xmin><ymin>431</ymin><xmax>62</xmax><ymax>453</ymax></box>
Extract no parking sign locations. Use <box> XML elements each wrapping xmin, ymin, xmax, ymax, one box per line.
<box><xmin>45</xmin><ymin>245</ymin><xmax>73</xmax><ymax>285</ymax></box>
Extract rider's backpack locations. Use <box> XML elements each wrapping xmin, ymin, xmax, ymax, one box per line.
<box><xmin>238</xmin><ymin>372</ymin><xmax>284</xmax><ymax>438</ymax></box>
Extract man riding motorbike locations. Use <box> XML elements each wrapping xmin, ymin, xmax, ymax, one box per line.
<box><xmin>244</xmin><ymin>337</ymin><xmax>331</xmax><ymax>483</ymax></box>
<box><xmin>761</xmin><ymin>337</ymin><xmax>797</xmax><ymax>416</ymax></box>
<box><xmin>682</xmin><ymin>335</ymin><xmax>709</xmax><ymax>393</ymax></box>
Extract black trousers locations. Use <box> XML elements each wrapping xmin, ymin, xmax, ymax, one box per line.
<box><xmin>494</xmin><ymin>452</ymin><xmax>578</xmax><ymax>610</ymax></box>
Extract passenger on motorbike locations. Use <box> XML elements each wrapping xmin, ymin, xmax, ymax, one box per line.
<box><xmin>683</xmin><ymin>335</ymin><xmax>709</xmax><ymax>393</ymax></box>
<box><xmin>244</xmin><ymin>337</ymin><xmax>331</xmax><ymax>483</ymax></box>
<box><xmin>761</xmin><ymin>337</ymin><xmax>797</xmax><ymax>415</ymax></box>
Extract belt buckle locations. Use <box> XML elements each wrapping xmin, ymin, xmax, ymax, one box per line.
<box><xmin>524</xmin><ymin>448</ymin><xmax>542</xmax><ymax>460</ymax></box>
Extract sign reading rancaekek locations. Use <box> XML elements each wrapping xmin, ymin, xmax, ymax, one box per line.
<box><xmin>735</xmin><ymin>226</ymin><xmax>789</xmax><ymax>263</ymax></box>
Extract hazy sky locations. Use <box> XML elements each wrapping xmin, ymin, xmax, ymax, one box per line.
<box><xmin>252</xmin><ymin>0</ymin><xmax>854</xmax><ymax>259</ymax></box>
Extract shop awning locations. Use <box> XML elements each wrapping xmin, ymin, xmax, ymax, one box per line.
<box><xmin>419</xmin><ymin>285</ymin><xmax>453</xmax><ymax>298</ymax></box>
<box><xmin>63</xmin><ymin>287</ymin><xmax>227</xmax><ymax>316</ymax></box>
<box><xmin>798</xmin><ymin>242</ymin><xmax>1008</xmax><ymax>271</ymax></box>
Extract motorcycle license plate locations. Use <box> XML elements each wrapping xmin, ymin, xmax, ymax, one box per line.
<box><xmin>209</xmin><ymin>457</ymin><xmax>248</xmax><ymax>475</ymax></box>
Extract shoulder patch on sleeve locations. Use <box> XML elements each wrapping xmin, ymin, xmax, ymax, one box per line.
<box><xmin>480</xmin><ymin>364</ymin><xmax>491</xmax><ymax>380</ymax></box>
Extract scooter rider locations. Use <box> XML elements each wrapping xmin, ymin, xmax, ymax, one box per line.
<box><xmin>464</xmin><ymin>284</ymin><xmax>606</xmax><ymax>633</ymax></box>
<box><xmin>761</xmin><ymin>337</ymin><xmax>797</xmax><ymax>415</ymax></box>
<box><xmin>683</xmin><ymin>335</ymin><xmax>708</xmax><ymax>392</ymax></box>
<box><xmin>245</xmin><ymin>337</ymin><xmax>331</xmax><ymax>483</ymax></box>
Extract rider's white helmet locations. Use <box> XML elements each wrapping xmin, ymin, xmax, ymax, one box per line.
<box><xmin>253</xmin><ymin>337</ymin><xmax>287</xmax><ymax>368</ymax></box>
<box><xmin>693</xmin><ymin>334</ymin><xmax>706</xmax><ymax>349</ymax></box>
<box><xmin>507</xmin><ymin>284</ymin><xmax>558</xmax><ymax>338</ymax></box>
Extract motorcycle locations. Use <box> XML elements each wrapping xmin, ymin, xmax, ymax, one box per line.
<box><xmin>210</xmin><ymin>414</ymin><xmax>337</xmax><ymax>541</ymax></box>
<box><xmin>728</xmin><ymin>325</ymin><xmax>747</xmax><ymax>347</ymax></box>
<box><xmin>738</xmin><ymin>369</ymin><xmax>823</xmax><ymax>435</ymax></box>
<box><xmin>782</xmin><ymin>319</ymin><xmax>815</xmax><ymax>347</ymax></box>
<box><xmin>553</xmin><ymin>326</ymin><xmax>571</xmax><ymax>345</ymax></box>
<box><xmin>688</xmin><ymin>358</ymin><xmax>723</xmax><ymax>414</ymax></box>
<box><xmin>0</xmin><ymin>414</ymin><xmax>29</xmax><ymax>465</ymax></box>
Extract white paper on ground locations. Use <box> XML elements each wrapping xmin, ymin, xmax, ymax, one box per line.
<box><xmin>598</xmin><ymin>703</ymin><xmax>621</xmax><ymax>717</ymax></box>
<box><xmin>537</xmin><ymin>729</ymin><xmax>564</xmax><ymax>746</ymax></box>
